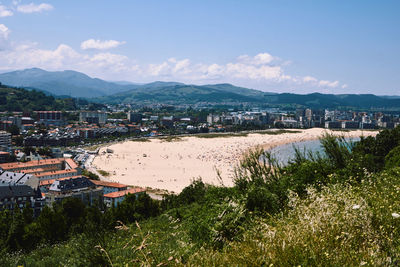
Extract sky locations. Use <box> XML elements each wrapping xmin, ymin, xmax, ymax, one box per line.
<box><xmin>0</xmin><ymin>0</ymin><xmax>399</xmax><ymax>95</ymax></box>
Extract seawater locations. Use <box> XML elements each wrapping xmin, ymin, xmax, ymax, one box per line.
<box><xmin>268</xmin><ymin>137</ymin><xmax>361</xmax><ymax>166</ymax></box>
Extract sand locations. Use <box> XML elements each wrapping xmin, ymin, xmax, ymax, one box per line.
<box><xmin>89</xmin><ymin>129</ymin><xmax>377</xmax><ymax>193</ymax></box>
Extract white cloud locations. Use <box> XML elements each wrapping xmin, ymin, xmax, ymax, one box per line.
<box><xmin>237</xmin><ymin>52</ymin><xmax>275</xmax><ymax>65</ymax></box>
<box><xmin>17</xmin><ymin>3</ymin><xmax>53</xmax><ymax>13</ymax></box>
<box><xmin>0</xmin><ymin>24</ymin><xmax>10</xmax><ymax>40</ymax></box>
<box><xmin>319</xmin><ymin>80</ymin><xmax>339</xmax><ymax>88</ymax></box>
<box><xmin>0</xmin><ymin>40</ymin><xmax>345</xmax><ymax>92</ymax></box>
<box><xmin>81</xmin><ymin>39</ymin><xmax>126</xmax><ymax>50</ymax></box>
<box><xmin>303</xmin><ymin>76</ymin><xmax>318</xmax><ymax>83</ymax></box>
<box><xmin>0</xmin><ymin>5</ymin><xmax>13</xmax><ymax>17</ymax></box>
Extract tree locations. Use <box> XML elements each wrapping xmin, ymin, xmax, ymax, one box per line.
<box><xmin>7</xmin><ymin>125</ymin><xmax>20</xmax><ymax>136</ymax></box>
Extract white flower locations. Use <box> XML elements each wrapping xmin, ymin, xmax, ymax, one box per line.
<box><xmin>352</xmin><ymin>205</ymin><xmax>360</xmax><ymax>210</ymax></box>
<box><xmin>392</xmin><ymin>213</ymin><xmax>400</xmax><ymax>218</ymax></box>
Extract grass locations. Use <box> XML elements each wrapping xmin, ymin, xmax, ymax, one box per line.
<box><xmin>159</xmin><ymin>136</ymin><xmax>183</xmax><ymax>142</ymax></box>
<box><xmin>14</xmin><ymin>169</ymin><xmax>400</xmax><ymax>266</ymax></box>
<box><xmin>130</xmin><ymin>138</ymin><xmax>151</xmax><ymax>142</ymax></box>
<box><xmin>97</xmin><ymin>170</ymin><xmax>110</xmax><ymax>177</ymax></box>
<box><xmin>195</xmin><ymin>132</ymin><xmax>249</xmax><ymax>138</ymax></box>
<box><xmin>6</xmin><ymin>130</ymin><xmax>400</xmax><ymax>266</ymax></box>
<box><xmin>254</xmin><ymin>129</ymin><xmax>302</xmax><ymax>135</ymax></box>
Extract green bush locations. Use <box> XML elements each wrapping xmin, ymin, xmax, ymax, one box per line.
<box><xmin>385</xmin><ymin>145</ymin><xmax>400</xmax><ymax>169</ymax></box>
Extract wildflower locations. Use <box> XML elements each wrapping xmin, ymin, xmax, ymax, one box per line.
<box><xmin>392</xmin><ymin>213</ymin><xmax>400</xmax><ymax>218</ymax></box>
<box><xmin>352</xmin><ymin>205</ymin><xmax>360</xmax><ymax>210</ymax></box>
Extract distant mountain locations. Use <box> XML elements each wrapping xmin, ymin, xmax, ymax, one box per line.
<box><xmin>96</xmin><ymin>84</ymin><xmax>400</xmax><ymax>110</ymax></box>
<box><xmin>1</xmin><ymin>68</ymin><xmax>400</xmax><ymax>110</ymax></box>
<box><xmin>0</xmin><ymin>68</ymin><xmax>137</xmax><ymax>98</ymax></box>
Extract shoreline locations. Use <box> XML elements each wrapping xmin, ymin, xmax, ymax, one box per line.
<box><xmin>88</xmin><ymin>128</ymin><xmax>377</xmax><ymax>193</ymax></box>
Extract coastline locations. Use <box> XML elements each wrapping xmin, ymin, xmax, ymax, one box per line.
<box><xmin>88</xmin><ymin>128</ymin><xmax>377</xmax><ymax>193</ymax></box>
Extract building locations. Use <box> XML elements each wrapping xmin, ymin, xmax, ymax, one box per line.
<box><xmin>103</xmin><ymin>187</ymin><xmax>146</xmax><ymax>207</ymax></box>
<box><xmin>0</xmin><ymin>152</ymin><xmax>10</xmax><ymax>163</ymax></box>
<box><xmin>341</xmin><ymin>121</ymin><xmax>360</xmax><ymax>129</ymax></box>
<box><xmin>128</xmin><ymin>112</ymin><xmax>143</xmax><ymax>123</ymax></box>
<box><xmin>0</xmin><ymin>158</ymin><xmax>80</xmax><ymax>181</ymax></box>
<box><xmin>0</xmin><ymin>171</ymin><xmax>39</xmax><ymax>188</ymax></box>
<box><xmin>79</xmin><ymin>111</ymin><xmax>107</xmax><ymax>124</ymax></box>
<box><xmin>0</xmin><ymin>171</ymin><xmax>43</xmax><ymax>215</ymax></box>
<box><xmin>325</xmin><ymin>121</ymin><xmax>342</xmax><ymax>129</ymax></box>
<box><xmin>0</xmin><ymin>131</ymin><xmax>11</xmax><ymax>151</ymax></box>
<box><xmin>45</xmin><ymin>177</ymin><xmax>103</xmax><ymax>206</ymax></box>
<box><xmin>161</xmin><ymin>116</ymin><xmax>174</xmax><ymax>128</ymax></box>
<box><xmin>36</xmin><ymin>111</ymin><xmax>64</xmax><ymax>126</ymax></box>
<box><xmin>91</xmin><ymin>180</ymin><xmax>128</xmax><ymax>195</ymax></box>
<box><xmin>39</xmin><ymin>175</ymin><xmax>82</xmax><ymax>193</ymax></box>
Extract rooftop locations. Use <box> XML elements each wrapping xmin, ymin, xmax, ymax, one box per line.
<box><xmin>104</xmin><ymin>187</ymin><xmax>146</xmax><ymax>198</ymax></box>
<box><xmin>49</xmin><ymin>177</ymin><xmax>95</xmax><ymax>192</ymax></box>
<box><xmin>39</xmin><ymin>175</ymin><xmax>83</xmax><ymax>187</ymax></box>
<box><xmin>91</xmin><ymin>180</ymin><xmax>128</xmax><ymax>189</ymax></box>
<box><xmin>0</xmin><ymin>171</ymin><xmax>35</xmax><ymax>186</ymax></box>
<box><xmin>0</xmin><ymin>185</ymin><xmax>35</xmax><ymax>198</ymax></box>
<box><xmin>0</xmin><ymin>158</ymin><xmax>64</xmax><ymax>170</ymax></box>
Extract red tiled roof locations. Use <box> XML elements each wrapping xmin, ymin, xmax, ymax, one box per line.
<box><xmin>0</xmin><ymin>158</ymin><xmax>64</xmax><ymax>170</ymax></box>
<box><xmin>65</xmin><ymin>158</ymin><xmax>78</xmax><ymax>169</ymax></box>
<box><xmin>91</xmin><ymin>180</ymin><xmax>128</xmax><ymax>189</ymax></box>
<box><xmin>104</xmin><ymin>187</ymin><xmax>145</xmax><ymax>198</ymax></box>
<box><xmin>35</xmin><ymin>169</ymin><xmax>78</xmax><ymax>178</ymax></box>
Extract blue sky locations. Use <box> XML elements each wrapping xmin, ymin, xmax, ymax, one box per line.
<box><xmin>0</xmin><ymin>0</ymin><xmax>399</xmax><ymax>94</ymax></box>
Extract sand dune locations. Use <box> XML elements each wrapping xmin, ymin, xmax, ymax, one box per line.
<box><xmin>90</xmin><ymin>129</ymin><xmax>377</xmax><ymax>193</ymax></box>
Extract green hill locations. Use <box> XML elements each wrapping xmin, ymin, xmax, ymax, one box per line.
<box><xmin>0</xmin><ymin>83</ymin><xmax>77</xmax><ymax>111</ymax></box>
<box><xmin>95</xmin><ymin>83</ymin><xmax>265</xmax><ymax>104</ymax></box>
<box><xmin>96</xmin><ymin>83</ymin><xmax>400</xmax><ymax>110</ymax></box>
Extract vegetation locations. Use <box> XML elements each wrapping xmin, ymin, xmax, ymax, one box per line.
<box><xmin>3</xmin><ymin>126</ymin><xmax>400</xmax><ymax>266</ymax></box>
<box><xmin>160</xmin><ymin>136</ymin><xmax>183</xmax><ymax>142</ymax></box>
<box><xmin>81</xmin><ymin>169</ymin><xmax>100</xmax><ymax>180</ymax></box>
<box><xmin>97</xmin><ymin>170</ymin><xmax>110</xmax><ymax>177</ymax></box>
<box><xmin>195</xmin><ymin>132</ymin><xmax>249</xmax><ymax>138</ymax></box>
<box><xmin>0</xmin><ymin>84</ymin><xmax>77</xmax><ymax>112</ymax></box>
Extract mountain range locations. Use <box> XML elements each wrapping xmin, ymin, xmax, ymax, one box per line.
<box><xmin>0</xmin><ymin>68</ymin><xmax>135</xmax><ymax>98</ymax></box>
<box><xmin>1</xmin><ymin>68</ymin><xmax>400</xmax><ymax>110</ymax></box>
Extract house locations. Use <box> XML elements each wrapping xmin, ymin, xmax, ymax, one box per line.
<box><xmin>103</xmin><ymin>187</ymin><xmax>146</xmax><ymax>207</ymax></box>
<box><xmin>0</xmin><ymin>171</ymin><xmax>43</xmax><ymax>215</ymax></box>
<box><xmin>45</xmin><ymin>177</ymin><xmax>103</xmax><ymax>206</ymax></box>
<box><xmin>0</xmin><ymin>158</ymin><xmax>80</xmax><ymax>182</ymax></box>
<box><xmin>91</xmin><ymin>180</ymin><xmax>128</xmax><ymax>194</ymax></box>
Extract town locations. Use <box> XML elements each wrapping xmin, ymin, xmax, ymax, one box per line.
<box><xmin>0</xmin><ymin>104</ymin><xmax>398</xmax><ymax>215</ymax></box>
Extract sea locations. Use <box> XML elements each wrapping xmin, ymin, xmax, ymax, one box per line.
<box><xmin>268</xmin><ymin>137</ymin><xmax>361</xmax><ymax>165</ymax></box>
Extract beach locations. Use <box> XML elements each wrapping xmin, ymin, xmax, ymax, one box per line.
<box><xmin>89</xmin><ymin>128</ymin><xmax>377</xmax><ymax>193</ymax></box>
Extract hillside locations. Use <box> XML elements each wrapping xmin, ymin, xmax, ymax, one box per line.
<box><xmin>1</xmin><ymin>68</ymin><xmax>400</xmax><ymax>110</ymax></box>
<box><xmin>94</xmin><ymin>83</ymin><xmax>267</xmax><ymax>105</ymax></box>
<box><xmin>0</xmin><ymin>84</ymin><xmax>77</xmax><ymax>111</ymax></box>
<box><xmin>3</xmin><ymin>127</ymin><xmax>400</xmax><ymax>266</ymax></box>
<box><xmin>0</xmin><ymin>68</ymin><xmax>137</xmax><ymax>98</ymax></box>
<box><xmin>97</xmin><ymin>84</ymin><xmax>400</xmax><ymax>110</ymax></box>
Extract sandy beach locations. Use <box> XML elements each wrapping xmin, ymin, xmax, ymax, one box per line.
<box><xmin>90</xmin><ymin>129</ymin><xmax>377</xmax><ymax>193</ymax></box>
